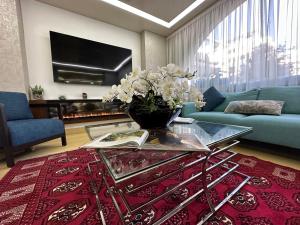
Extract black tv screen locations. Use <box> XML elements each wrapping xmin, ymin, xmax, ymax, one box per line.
<box><xmin>49</xmin><ymin>31</ymin><xmax>132</xmax><ymax>86</ymax></box>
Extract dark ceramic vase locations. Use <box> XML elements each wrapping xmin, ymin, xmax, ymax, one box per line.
<box><xmin>128</xmin><ymin>95</ymin><xmax>181</xmax><ymax>129</ymax></box>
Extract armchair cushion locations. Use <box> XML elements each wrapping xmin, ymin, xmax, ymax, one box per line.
<box><xmin>6</xmin><ymin>119</ymin><xmax>64</xmax><ymax>147</ymax></box>
<box><xmin>0</xmin><ymin>92</ymin><xmax>33</xmax><ymax>121</ymax></box>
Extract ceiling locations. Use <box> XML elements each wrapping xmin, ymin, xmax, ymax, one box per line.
<box><xmin>119</xmin><ymin>0</ymin><xmax>196</xmax><ymax>22</ymax></box>
<box><xmin>37</xmin><ymin>0</ymin><xmax>218</xmax><ymax>36</ymax></box>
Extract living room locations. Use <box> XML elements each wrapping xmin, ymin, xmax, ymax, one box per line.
<box><xmin>0</xmin><ymin>0</ymin><xmax>299</xmax><ymax>224</ymax></box>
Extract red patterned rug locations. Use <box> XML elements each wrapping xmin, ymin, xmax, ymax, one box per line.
<box><xmin>0</xmin><ymin>149</ymin><xmax>299</xmax><ymax>225</ymax></box>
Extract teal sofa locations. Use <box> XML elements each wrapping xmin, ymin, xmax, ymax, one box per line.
<box><xmin>182</xmin><ymin>87</ymin><xmax>300</xmax><ymax>149</ymax></box>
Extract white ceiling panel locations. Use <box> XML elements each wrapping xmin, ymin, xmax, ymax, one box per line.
<box><xmin>36</xmin><ymin>0</ymin><xmax>218</xmax><ymax>36</ymax></box>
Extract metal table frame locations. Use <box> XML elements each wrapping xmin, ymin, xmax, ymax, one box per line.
<box><xmin>87</xmin><ymin>139</ymin><xmax>251</xmax><ymax>225</ymax></box>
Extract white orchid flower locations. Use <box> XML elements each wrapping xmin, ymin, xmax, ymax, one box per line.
<box><xmin>102</xmin><ymin>64</ymin><xmax>204</xmax><ymax>110</ymax></box>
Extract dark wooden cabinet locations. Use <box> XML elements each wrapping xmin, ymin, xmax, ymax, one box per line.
<box><xmin>29</xmin><ymin>100</ymin><xmax>50</xmax><ymax>118</ymax></box>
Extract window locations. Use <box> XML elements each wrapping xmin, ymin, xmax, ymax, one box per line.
<box><xmin>168</xmin><ymin>0</ymin><xmax>300</xmax><ymax>92</ymax></box>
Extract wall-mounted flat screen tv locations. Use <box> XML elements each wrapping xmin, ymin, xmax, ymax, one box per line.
<box><xmin>49</xmin><ymin>31</ymin><xmax>132</xmax><ymax>86</ymax></box>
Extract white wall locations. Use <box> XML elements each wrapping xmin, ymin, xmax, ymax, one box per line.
<box><xmin>20</xmin><ymin>0</ymin><xmax>141</xmax><ymax>99</ymax></box>
<box><xmin>141</xmin><ymin>31</ymin><xmax>167</xmax><ymax>70</ymax></box>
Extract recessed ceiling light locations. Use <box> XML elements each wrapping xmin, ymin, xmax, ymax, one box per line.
<box><xmin>169</xmin><ymin>0</ymin><xmax>206</xmax><ymax>27</ymax></box>
<box><xmin>101</xmin><ymin>0</ymin><xmax>206</xmax><ymax>28</ymax></box>
<box><xmin>101</xmin><ymin>0</ymin><xmax>169</xmax><ymax>27</ymax></box>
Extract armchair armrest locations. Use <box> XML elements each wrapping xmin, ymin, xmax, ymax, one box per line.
<box><xmin>181</xmin><ymin>102</ymin><xmax>197</xmax><ymax>117</ymax></box>
<box><xmin>29</xmin><ymin>103</ymin><xmax>63</xmax><ymax>120</ymax></box>
<box><xmin>0</xmin><ymin>103</ymin><xmax>10</xmax><ymax>148</ymax></box>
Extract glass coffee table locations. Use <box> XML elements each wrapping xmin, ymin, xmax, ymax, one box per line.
<box><xmin>85</xmin><ymin>120</ymin><xmax>252</xmax><ymax>225</ymax></box>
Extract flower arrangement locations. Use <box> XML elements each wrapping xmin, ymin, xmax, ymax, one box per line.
<box><xmin>103</xmin><ymin>64</ymin><xmax>205</xmax><ymax>128</ymax></box>
<box><xmin>103</xmin><ymin>64</ymin><xmax>205</xmax><ymax>111</ymax></box>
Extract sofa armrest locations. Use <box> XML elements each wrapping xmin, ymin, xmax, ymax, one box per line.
<box><xmin>181</xmin><ymin>102</ymin><xmax>197</xmax><ymax>117</ymax></box>
<box><xmin>0</xmin><ymin>103</ymin><xmax>10</xmax><ymax>148</ymax></box>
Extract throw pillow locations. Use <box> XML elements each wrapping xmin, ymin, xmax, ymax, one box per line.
<box><xmin>224</xmin><ymin>100</ymin><xmax>285</xmax><ymax>115</ymax></box>
<box><xmin>202</xmin><ymin>87</ymin><xmax>225</xmax><ymax>111</ymax></box>
<box><xmin>213</xmin><ymin>89</ymin><xmax>260</xmax><ymax>112</ymax></box>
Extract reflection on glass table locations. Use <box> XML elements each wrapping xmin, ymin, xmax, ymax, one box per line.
<box><xmin>85</xmin><ymin>120</ymin><xmax>140</xmax><ymax>140</ymax></box>
<box><xmin>86</xmin><ymin>120</ymin><xmax>253</xmax><ymax>225</ymax></box>
<box><xmin>86</xmin><ymin>120</ymin><xmax>252</xmax><ymax>183</ymax></box>
<box><xmin>170</xmin><ymin>121</ymin><xmax>252</xmax><ymax>147</ymax></box>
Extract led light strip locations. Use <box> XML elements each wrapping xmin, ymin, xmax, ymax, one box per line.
<box><xmin>57</xmin><ymin>70</ymin><xmax>104</xmax><ymax>76</ymax></box>
<box><xmin>114</xmin><ymin>55</ymin><xmax>132</xmax><ymax>71</ymax></box>
<box><xmin>101</xmin><ymin>0</ymin><xmax>206</xmax><ymax>28</ymax></box>
<box><xmin>53</xmin><ymin>55</ymin><xmax>132</xmax><ymax>72</ymax></box>
<box><xmin>53</xmin><ymin>62</ymin><xmax>114</xmax><ymax>71</ymax></box>
<box><xmin>101</xmin><ymin>0</ymin><xmax>169</xmax><ymax>27</ymax></box>
<box><xmin>169</xmin><ymin>0</ymin><xmax>206</xmax><ymax>27</ymax></box>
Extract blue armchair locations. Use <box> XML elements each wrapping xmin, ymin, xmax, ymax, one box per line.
<box><xmin>0</xmin><ymin>92</ymin><xmax>66</xmax><ymax>167</ymax></box>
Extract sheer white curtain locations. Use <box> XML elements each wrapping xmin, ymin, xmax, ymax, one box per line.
<box><xmin>167</xmin><ymin>0</ymin><xmax>300</xmax><ymax>92</ymax></box>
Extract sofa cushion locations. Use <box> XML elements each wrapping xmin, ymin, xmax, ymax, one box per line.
<box><xmin>188</xmin><ymin>112</ymin><xmax>247</xmax><ymax>125</ymax></box>
<box><xmin>257</xmin><ymin>87</ymin><xmax>300</xmax><ymax>114</ymax></box>
<box><xmin>6</xmin><ymin>119</ymin><xmax>64</xmax><ymax>147</ymax></box>
<box><xmin>213</xmin><ymin>89</ymin><xmax>259</xmax><ymax>112</ymax></box>
<box><xmin>182</xmin><ymin>102</ymin><xmax>197</xmax><ymax>117</ymax></box>
<box><xmin>239</xmin><ymin>114</ymin><xmax>300</xmax><ymax>149</ymax></box>
<box><xmin>0</xmin><ymin>92</ymin><xmax>33</xmax><ymax>121</ymax></box>
<box><xmin>224</xmin><ymin>100</ymin><xmax>285</xmax><ymax>115</ymax></box>
<box><xmin>202</xmin><ymin>87</ymin><xmax>225</xmax><ymax>111</ymax></box>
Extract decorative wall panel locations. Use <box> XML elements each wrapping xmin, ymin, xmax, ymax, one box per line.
<box><xmin>0</xmin><ymin>0</ymin><xmax>27</xmax><ymax>93</ymax></box>
<box><xmin>141</xmin><ymin>31</ymin><xmax>167</xmax><ymax>70</ymax></box>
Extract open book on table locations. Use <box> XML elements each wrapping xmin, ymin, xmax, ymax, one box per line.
<box><xmin>82</xmin><ymin>130</ymin><xmax>149</xmax><ymax>148</ymax></box>
<box><xmin>82</xmin><ymin>128</ymin><xmax>209</xmax><ymax>152</ymax></box>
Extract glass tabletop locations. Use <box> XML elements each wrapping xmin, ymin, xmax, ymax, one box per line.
<box><xmin>169</xmin><ymin>121</ymin><xmax>252</xmax><ymax>147</ymax></box>
<box><xmin>85</xmin><ymin>120</ymin><xmax>252</xmax><ymax>182</ymax></box>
